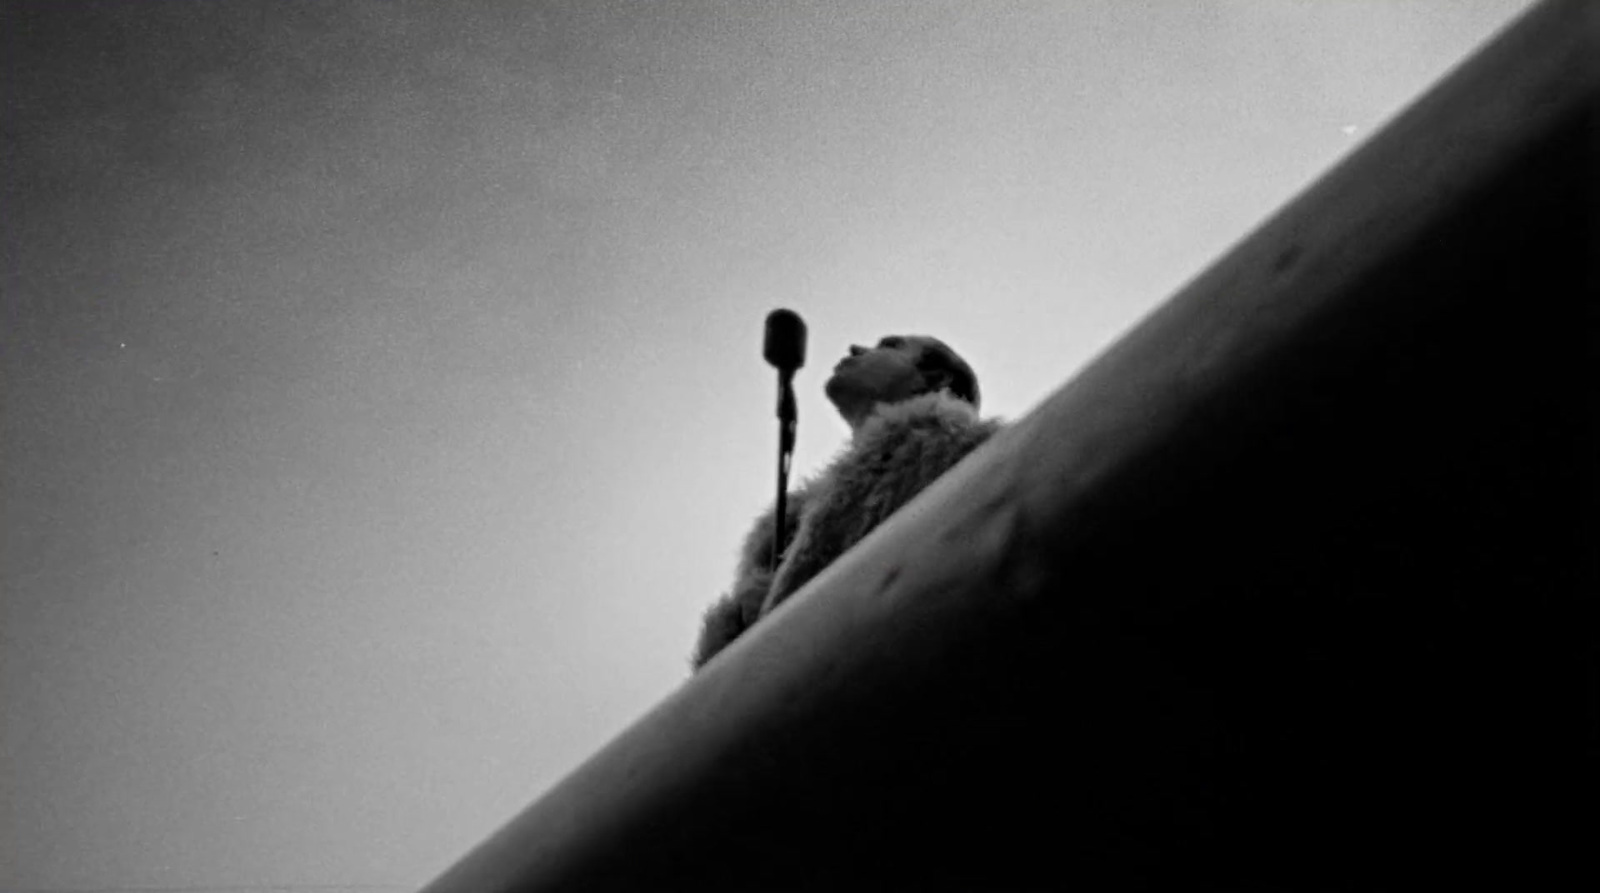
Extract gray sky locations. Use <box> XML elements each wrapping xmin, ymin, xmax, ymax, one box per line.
<box><xmin>1</xmin><ymin>1</ymin><xmax>1534</xmax><ymax>888</ymax></box>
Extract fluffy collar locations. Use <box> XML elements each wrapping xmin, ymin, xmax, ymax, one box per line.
<box><xmin>854</xmin><ymin>391</ymin><xmax>981</xmax><ymax>440</ymax></box>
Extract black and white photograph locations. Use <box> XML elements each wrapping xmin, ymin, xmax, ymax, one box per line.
<box><xmin>3</xmin><ymin>1</ymin><xmax>1592</xmax><ymax>890</ymax></box>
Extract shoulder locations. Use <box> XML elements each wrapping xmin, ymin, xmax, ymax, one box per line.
<box><xmin>820</xmin><ymin>392</ymin><xmax>1002</xmax><ymax>492</ymax></box>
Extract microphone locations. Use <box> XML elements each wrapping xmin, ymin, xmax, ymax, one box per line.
<box><xmin>763</xmin><ymin>308</ymin><xmax>805</xmax><ymax>439</ymax></box>
<box><xmin>763</xmin><ymin>308</ymin><xmax>807</xmax><ymax>374</ymax></box>
<box><xmin>762</xmin><ymin>309</ymin><xmax>807</xmax><ymax>571</ymax></box>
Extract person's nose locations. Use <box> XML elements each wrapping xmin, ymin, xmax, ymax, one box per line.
<box><xmin>848</xmin><ymin>344</ymin><xmax>867</xmax><ymax>357</ymax></box>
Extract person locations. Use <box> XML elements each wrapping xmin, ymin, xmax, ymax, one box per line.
<box><xmin>691</xmin><ymin>334</ymin><xmax>1001</xmax><ymax>670</ymax></box>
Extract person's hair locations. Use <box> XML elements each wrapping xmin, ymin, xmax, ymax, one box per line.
<box><xmin>913</xmin><ymin>336</ymin><xmax>980</xmax><ymax>411</ymax></box>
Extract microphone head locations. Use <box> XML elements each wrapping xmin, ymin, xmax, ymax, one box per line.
<box><xmin>763</xmin><ymin>309</ymin><xmax>807</xmax><ymax>371</ymax></box>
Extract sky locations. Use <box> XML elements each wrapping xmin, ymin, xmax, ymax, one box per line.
<box><xmin>0</xmin><ymin>1</ymin><xmax>1537</xmax><ymax>889</ymax></box>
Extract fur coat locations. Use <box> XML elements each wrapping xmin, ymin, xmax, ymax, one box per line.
<box><xmin>692</xmin><ymin>391</ymin><xmax>1003</xmax><ymax>670</ymax></box>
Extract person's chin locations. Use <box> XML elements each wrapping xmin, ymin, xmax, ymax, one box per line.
<box><xmin>824</xmin><ymin>375</ymin><xmax>866</xmax><ymax>415</ymax></box>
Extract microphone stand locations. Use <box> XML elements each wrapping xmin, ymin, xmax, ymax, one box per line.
<box><xmin>773</xmin><ymin>369</ymin><xmax>797</xmax><ymax>571</ymax></box>
<box><xmin>763</xmin><ymin>307</ymin><xmax>805</xmax><ymax>573</ymax></box>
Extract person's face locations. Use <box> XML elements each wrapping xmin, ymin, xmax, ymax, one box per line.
<box><xmin>824</xmin><ymin>335</ymin><xmax>929</xmax><ymax>428</ymax></box>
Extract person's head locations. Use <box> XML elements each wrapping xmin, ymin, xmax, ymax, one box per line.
<box><xmin>824</xmin><ymin>334</ymin><xmax>980</xmax><ymax>432</ymax></box>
